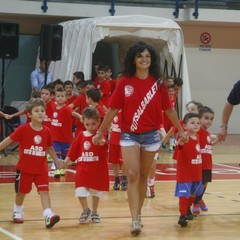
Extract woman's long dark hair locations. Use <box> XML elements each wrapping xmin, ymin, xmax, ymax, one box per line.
<box><xmin>122</xmin><ymin>41</ymin><xmax>160</xmax><ymax>80</ymax></box>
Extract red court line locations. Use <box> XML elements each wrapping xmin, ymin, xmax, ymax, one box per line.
<box><xmin>1</xmin><ymin>163</ymin><xmax>240</xmax><ymax>183</ymax></box>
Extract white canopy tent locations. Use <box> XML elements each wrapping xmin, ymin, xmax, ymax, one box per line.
<box><xmin>49</xmin><ymin>15</ymin><xmax>191</xmax><ymax>116</ymax></box>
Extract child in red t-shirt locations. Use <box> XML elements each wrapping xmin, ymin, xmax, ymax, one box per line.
<box><xmin>85</xmin><ymin>88</ymin><xmax>106</xmax><ymax>126</ymax></box>
<box><xmin>174</xmin><ymin>112</ymin><xmax>203</xmax><ymax>227</ymax></box>
<box><xmin>163</xmin><ymin>84</ymin><xmax>176</xmax><ymax>153</ymax></box>
<box><xmin>62</xmin><ymin>107</ymin><xmax>109</xmax><ymax>224</ymax></box>
<box><xmin>105</xmin><ymin>65</ymin><xmax>117</xmax><ymax>95</ymax></box>
<box><xmin>192</xmin><ymin>106</ymin><xmax>219</xmax><ymax>216</ymax></box>
<box><xmin>94</xmin><ymin>65</ymin><xmax>111</xmax><ymax>108</ymax></box>
<box><xmin>0</xmin><ymin>98</ymin><xmax>61</xmax><ymax>228</ymax></box>
<box><xmin>108</xmin><ymin>111</ymin><xmax>128</xmax><ymax>191</ymax></box>
<box><xmin>51</xmin><ymin>88</ymin><xmax>82</xmax><ymax>177</ymax></box>
<box><xmin>64</xmin><ymin>80</ymin><xmax>78</xmax><ymax>105</ymax></box>
<box><xmin>69</xmin><ymin>80</ymin><xmax>94</xmax><ymax>137</ymax></box>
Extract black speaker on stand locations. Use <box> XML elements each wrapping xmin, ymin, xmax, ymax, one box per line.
<box><xmin>39</xmin><ymin>24</ymin><xmax>63</xmax><ymax>85</ymax></box>
<box><xmin>0</xmin><ymin>22</ymin><xmax>19</xmax><ymax>155</ymax></box>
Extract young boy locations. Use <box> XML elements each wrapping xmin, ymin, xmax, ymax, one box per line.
<box><xmin>64</xmin><ymin>80</ymin><xmax>78</xmax><ymax>105</ymax></box>
<box><xmin>0</xmin><ymin>98</ymin><xmax>61</xmax><ymax>228</ymax></box>
<box><xmin>85</xmin><ymin>88</ymin><xmax>106</xmax><ymax>125</ymax></box>
<box><xmin>192</xmin><ymin>106</ymin><xmax>219</xmax><ymax>215</ymax></box>
<box><xmin>69</xmin><ymin>80</ymin><xmax>94</xmax><ymax>137</ymax></box>
<box><xmin>41</xmin><ymin>84</ymin><xmax>55</xmax><ymax>129</ymax></box>
<box><xmin>62</xmin><ymin>107</ymin><xmax>109</xmax><ymax>224</ymax></box>
<box><xmin>174</xmin><ymin>112</ymin><xmax>203</xmax><ymax>227</ymax></box>
<box><xmin>108</xmin><ymin>111</ymin><xmax>128</xmax><ymax>191</ymax></box>
<box><xmin>163</xmin><ymin>84</ymin><xmax>176</xmax><ymax>153</ymax></box>
<box><xmin>72</xmin><ymin>71</ymin><xmax>84</xmax><ymax>95</ymax></box>
<box><xmin>51</xmin><ymin>88</ymin><xmax>82</xmax><ymax>177</ymax></box>
<box><xmin>94</xmin><ymin>65</ymin><xmax>111</xmax><ymax>108</ymax></box>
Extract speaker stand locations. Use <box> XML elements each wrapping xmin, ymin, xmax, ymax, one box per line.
<box><xmin>44</xmin><ymin>59</ymin><xmax>50</xmax><ymax>86</ymax></box>
<box><xmin>1</xmin><ymin>58</ymin><xmax>9</xmax><ymax>156</ymax></box>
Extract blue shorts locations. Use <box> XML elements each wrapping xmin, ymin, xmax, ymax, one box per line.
<box><xmin>175</xmin><ymin>181</ymin><xmax>203</xmax><ymax>197</ymax></box>
<box><xmin>53</xmin><ymin>141</ymin><xmax>71</xmax><ymax>160</ymax></box>
<box><xmin>120</xmin><ymin>130</ymin><xmax>161</xmax><ymax>152</ymax></box>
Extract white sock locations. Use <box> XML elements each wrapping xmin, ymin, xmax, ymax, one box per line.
<box><xmin>154</xmin><ymin>153</ymin><xmax>159</xmax><ymax>160</ymax></box>
<box><xmin>14</xmin><ymin>204</ymin><xmax>23</xmax><ymax>213</ymax></box>
<box><xmin>43</xmin><ymin>208</ymin><xmax>53</xmax><ymax>218</ymax></box>
<box><xmin>169</xmin><ymin>137</ymin><xmax>175</xmax><ymax>146</ymax></box>
<box><xmin>148</xmin><ymin>178</ymin><xmax>155</xmax><ymax>186</ymax></box>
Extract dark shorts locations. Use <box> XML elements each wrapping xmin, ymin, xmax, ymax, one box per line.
<box><xmin>120</xmin><ymin>130</ymin><xmax>161</xmax><ymax>152</ymax></box>
<box><xmin>202</xmin><ymin>170</ymin><xmax>212</xmax><ymax>184</ymax></box>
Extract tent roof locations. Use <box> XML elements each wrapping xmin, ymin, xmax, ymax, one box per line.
<box><xmin>49</xmin><ymin>15</ymin><xmax>191</xmax><ymax>115</ymax></box>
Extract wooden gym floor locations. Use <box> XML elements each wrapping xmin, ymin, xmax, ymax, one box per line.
<box><xmin>0</xmin><ymin>134</ymin><xmax>240</xmax><ymax>240</ymax></box>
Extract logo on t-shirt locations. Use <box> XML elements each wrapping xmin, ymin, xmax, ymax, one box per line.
<box><xmin>113</xmin><ymin>115</ymin><xmax>119</xmax><ymax>123</ymax></box>
<box><xmin>125</xmin><ymin>85</ymin><xmax>134</xmax><ymax>97</ymax></box>
<box><xmin>83</xmin><ymin>141</ymin><xmax>91</xmax><ymax>150</ymax></box>
<box><xmin>34</xmin><ymin>135</ymin><xmax>42</xmax><ymax>144</ymax></box>
<box><xmin>196</xmin><ymin>144</ymin><xmax>200</xmax><ymax>153</ymax></box>
<box><xmin>53</xmin><ymin>112</ymin><xmax>58</xmax><ymax>118</ymax></box>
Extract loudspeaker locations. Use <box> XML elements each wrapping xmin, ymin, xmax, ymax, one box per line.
<box><xmin>40</xmin><ymin>24</ymin><xmax>63</xmax><ymax>61</ymax></box>
<box><xmin>0</xmin><ymin>22</ymin><xmax>19</xmax><ymax>59</ymax></box>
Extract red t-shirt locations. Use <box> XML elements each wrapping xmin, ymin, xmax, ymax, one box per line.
<box><xmin>51</xmin><ymin>105</ymin><xmax>74</xmax><ymax>142</ymax></box>
<box><xmin>66</xmin><ymin>94</ymin><xmax>78</xmax><ymax>105</ymax></box>
<box><xmin>108</xmin><ymin>79</ymin><xmax>117</xmax><ymax>95</ymax></box>
<box><xmin>198</xmin><ymin>127</ymin><xmax>213</xmax><ymax>170</ymax></box>
<box><xmin>109</xmin><ymin>75</ymin><xmax>172</xmax><ymax>133</ymax></box>
<box><xmin>72</xmin><ymin>94</ymin><xmax>88</xmax><ymax>129</ymax></box>
<box><xmin>67</xmin><ymin>131</ymin><xmax>109</xmax><ymax>191</ymax></box>
<box><xmin>94</xmin><ymin>78</ymin><xmax>111</xmax><ymax>107</ymax></box>
<box><xmin>43</xmin><ymin>100</ymin><xmax>55</xmax><ymax>129</ymax></box>
<box><xmin>109</xmin><ymin>112</ymin><xmax>121</xmax><ymax>145</ymax></box>
<box><xmin>10</xmin><ymin>123</ymin><xmax>52</xmax><ymax>174</ymax></box>
<box><xmin>95</xmin><ymin>104</ymin><xmax>106</xmax><ymax>123</ymax></box>
<box><xmin>175</xmin><ymin>135</ymin><xmax>202</xmax><ymax>182</ymax></box>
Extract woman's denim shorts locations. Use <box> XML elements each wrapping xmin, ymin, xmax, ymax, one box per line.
<box><xmin>120</xmin><ymin>130</ymin><xmax>161</xmax><ymax>152</ymax></box>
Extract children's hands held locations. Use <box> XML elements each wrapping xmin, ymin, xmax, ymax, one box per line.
<box><xmin>57</xmin><ymin>159</ymin><xmax>66</xmax><ymax>169</ymax></box>
<box><xmin>178</xmin><ymin>132</ymin><xmax>189</xmax><ymax>145</ymax></box>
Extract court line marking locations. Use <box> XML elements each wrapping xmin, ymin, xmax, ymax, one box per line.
<box><xmin>0</xmin><ymin>227</ymin><xmax>23</xmax><ymax>240</ymax></box>
<box><xmin>214</xmin><ymin>163</ymin><xmax>240</xmax><ymax>170</ymax></box>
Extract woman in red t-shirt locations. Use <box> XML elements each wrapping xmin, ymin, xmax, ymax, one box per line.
<box><xmin>92</xmin><ymin>41</ymin><xmax>186</xmax><ymax>236</ymax></box>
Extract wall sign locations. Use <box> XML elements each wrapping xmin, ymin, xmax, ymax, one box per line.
<box><xmin>199</xmin><ymin>32</ymin><xmax>211</xmax><ymax>51</ymax></box>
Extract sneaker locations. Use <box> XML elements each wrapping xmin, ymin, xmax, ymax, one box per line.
<box><xmin>91</xmin><ymin>213</ymin><xmax>101</xmax><ymax>223</ymax></box>
<box><xmin>79</xmin><ymin>208</ymin><xmax>91</xmax><ymax>224</ymax></box>
<box><xmin>146</xmin><ymin>185</ymin><xmax>155</xmax><ymax>198</ymax></box>
<box><xmin>113</xmin><ymin>181</ymin><xmax>120</xmax><ymax>190</ymax></box>
<box><xmin>192</xmin><ymin>204</ymin><xmax>200</xmax><ymax>216</ymax></box>
<box><xmin>187</xmin><ymin>208</ymin><xmax>193</xmax><ymax>220</ymax></box>
<box><xmin>178</xmin><ymin>215</ymin><xmax>188</xmax><ymax>227</ymax></box>
<box><xmin>54</xmin><ymin>169</ymin><xmax>61</xmax><ymax>178</ymax></box>
<box><xmin>59</xmin><ymin>169</ymin><xmax>66</xmax><ymax>176</ymax></box>
<box><xmin>51</xmin><ymin>163</ymin><xmax>56</xmax><ymax>171</ymax></box>
<box><xmin>169</xmin><ymin>145</ymin><xmax>174</xmax><ymax>153</ymax></box>
<box><xmin>130</xmin><ymin>221</ymin><xmax>142</xmax><ymax>236</ymax></box>
<box><xmin>45</xmin><ymin>213</ymin><xmax>60</xmax><ymax>228</ymax></box>
<box><xmin>121</xmin><ymin>180</ymin><xmax>128</xmax><ymax>191</ymax></box>
<box><xmin>47</xmin><ymin>154</ymin><xmax>53</xmax><ymax>163</ymax></box>
<box><xmin>12</xmin><ymin>212</ymin><xmax>24</xmax><ymax>223</ymax></box>
<box><xmin>199</xmin><ymin>200</ymin><xmax>208</xmax><ymax>211</ymax></box>
<box><xmin>161</xmin><ymin>142</ymin><xmax>167</xmax><ymax>149</ymax></box>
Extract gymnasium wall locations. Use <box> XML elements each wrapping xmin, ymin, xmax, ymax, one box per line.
<box><xmin>1</xmin><ymin>22</ymin><xmax>240</xmax><ymax>134</ymax></box>
<box><xmin>180</xmin><ymin>22</ymin><xmax>240</xmax><ymax>134</ymax></box>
